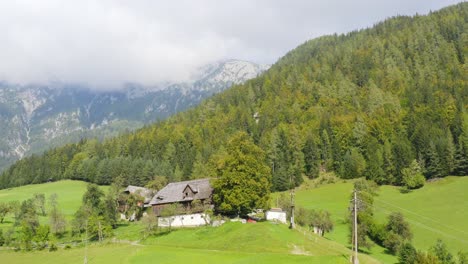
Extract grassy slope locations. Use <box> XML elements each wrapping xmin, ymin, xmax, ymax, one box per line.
<box><xmin>273</xmin><ymin>180</ymin><xmax>397</xmax><ymax>263</ymax></box>
<box><xmin>0</xmin><ymin>222</ymin><xmax>379</xmax><ymax>264</ymax></box>
<box><xmin>286</xmin><ymin>176</ymin><xmax>468</xmax><ymax>263</ymax></box>
<box><xmin>374</xmin><ymin>177</ymin><xmax>468</xmax><ymax>253</ymax></box>
<box><xmin>0</xmin><ymin>180</ymin><xmax>108</xmax><ymax>228</ymax></box>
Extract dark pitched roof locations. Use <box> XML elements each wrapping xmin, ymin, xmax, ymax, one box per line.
<box><xmin>123</xmin><ymin>185</ymin><xmax>154</xmax><ymax>204</ymax></box>
<box><xmin>149</xmin><ymin>178</ymin><xmax>212</xmax><ymax>205</ymax></box>
<box><xmin>268</xmin><ymin>208</ymin><xmax>285</xmax><ymax>213</ymax></box>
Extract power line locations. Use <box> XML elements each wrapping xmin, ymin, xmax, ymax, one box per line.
<box><xmin>359</xmin><ymin>199</ymin><xmax>468</xmax><ymax>245</ymax></box>
<box><xmin>373</xmin><ymin>197</ymin><xmax>468</xmax><ymax>236</ymax></box>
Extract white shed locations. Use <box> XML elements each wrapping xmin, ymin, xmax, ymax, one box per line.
<box><xmin>266</xmin><ymin>208</ymin><xmax>287</xmax><ymax>224</ymax></box>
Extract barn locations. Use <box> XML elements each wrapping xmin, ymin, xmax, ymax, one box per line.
<box><xmin>149</xmin><ymin>178</ymin><xmax>213</xmax><ymax>216</ymax></box>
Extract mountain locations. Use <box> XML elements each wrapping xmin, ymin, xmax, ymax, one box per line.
<box><xmin>1</xmin><ymin>3</ymin><xmax>466</xmax><ymax>190</ymax></box>
<box><xmin>0</xmin><ymin>60</ymin><xmax>269</xmax><ymax>171</ymax></box>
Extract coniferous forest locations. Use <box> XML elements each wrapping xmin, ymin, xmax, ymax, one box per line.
<box><xmin>1</xmin><ymin>3</ymin><xmax>467</xmax><ymax>190</ymax></box>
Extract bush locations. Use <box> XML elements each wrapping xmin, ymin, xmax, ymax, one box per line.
<box><xmin>402</xmin><ymin>160</ymin><xmax>425</xmax><ymax>190</ymax></box>
<box><xmin>399</xmin><ymin>243</ymin><xmax>417</xmax><ymax>264</ymax></box>
<box><xmin>383</xmin><ymin>232</ymin><xmax>403</xmax><ymax>254</ymax></box>
<box><xmin>49</xmin><ymin>243</ymin><xmax>58</xmax><ymax>252</ymax></box>
<box><xmin>313</xmin><ymin>173</ymin><xmax>338</xmax><ymax>187</ymax></box>
<box><xmin>64</xmin><ymin>244</ymin><xmax>71</xmax><ymax>250</ymax></box>
<box><xmin>0</xmin><ymin>229</ymin><xmax>4</xmax><ymax>246</ymax></box>
<box><xmin>295</xmin><ymin>207</ymin><xmax>311</xmax><ymax>227</ymax></box>
<box><xmin>431</xmin><ymin>239</ymin><xmax>455</xmax><ymax>264</ymax></box>
<box><xmin>3</xmin><ymin>228</ymin><xmax>15</xmax><ymax>246</ymax></box>
<box><xmin>386</xmin><ymin>212</ymin><xmax>412</xmax><ymax>240</ymax></box>
<box><xmin>368</xmin><ymin>222</ymin><xmax>387</xmax><ymax>245</ymax></box>
<box><xmin>458</xmin><ymin>251</ymin><xmax>468</xmax><ymax>264</ymax></box>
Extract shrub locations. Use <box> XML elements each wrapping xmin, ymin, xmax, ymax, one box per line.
<box><xmin>402</xmin><ymin>160</ymin><xmax>425</xmax><ymax>190</ymax></box>
<box><xmin>386</xmin><ymin>212</ymin><xmax>412</xmax><ymax>240</ymax></box>
<box><xmin>368</xmin><ymin>222</ymin><xmax>387</xmax><ymax>245</ymax></box>
<box><xmin>0</xmin><ymin>229</ymin><xmax>4</xmax><ymax>246</ymax></box>
<box><xmin>294</xmin><ymin>207</ymin><xmax>311</xmax><ymax>227</ymax></box>
<box><xmin>431</xmin><ymin>239</ymin><xmax>455</xmax><ymax>264</ymax></box>
<box><xmin>398</xmin><ymin>243</ymin><xmax>417</xmax><ymax>264</ymax></box>
<box><xmin>458</xmin><ymin>251</ymin><xmax>468</xmax><ymax>264</ymax></box>
<box><xmin>383</xmin><ymin>232</ymin><xmax>403</xmax><ymax>254</ymax></box>
<box><xmin>49</xmin><ymin>243</ymin><xmax>58</xmax><ymax>252</ymax></box>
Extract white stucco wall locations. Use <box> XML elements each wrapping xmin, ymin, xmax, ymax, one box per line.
<box><xmin>266</xmin><ymin>211</ymin><xmax>287</xmax><ymax>224</ymax></box>
<box><xmin>158</xmin><ymin>213</ymin><xmax>210</xmax><ymax>227</ymax></box>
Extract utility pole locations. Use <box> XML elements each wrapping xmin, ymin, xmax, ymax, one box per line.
<box><xmin>289</xmin><ymin>174</ymin><xmax>295</xmax><ymax>229</ymax></box>
<box><xmin>84</xmin><ymin>220</ymin><xmax>88</xmax><ymax>264</ymax></box>
<box><xmin>351</xmin><ymin>190</ymin><xmax>359</xmax><ymax>264</ymax></box>
<box><xmin>290</xmin><ymin>188</ymin><xmax>295</xmax><ymax>229</ymax></box>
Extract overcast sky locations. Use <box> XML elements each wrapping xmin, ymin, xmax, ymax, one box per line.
<box><xmin>0</xmin><ymin>0</ymin><xmax>462</xmax><ymax>88</ymax></box>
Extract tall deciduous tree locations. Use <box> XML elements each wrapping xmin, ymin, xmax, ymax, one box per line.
<box><xmin>212</xmin><ymin>132</ymin><xmax>271</xmax><ymax>216</ymax></box>
<box><xmin>48</xmin><ymin>194</ymin><xmax>67</xmax><ymax>236</ymax></box>
<box><xmin>33</xmin><ymin>193</ymin><xmax>46</xmax><ymax>216</ymax></box>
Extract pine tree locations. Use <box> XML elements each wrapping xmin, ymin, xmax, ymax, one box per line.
<box><xmin>426</xmin><ymin>142</ymin><xmax>443</xmax><ymax>179</ymax></box>
<box><xmin>320</xmin><ymin>129</ymin><xmax>333</xmax><ymax>171</ymax></box>
<box><xmin>454</xmin><ymin>142</ymin><xmax>468</xmax><ymax>175</ymax></box>
<box><xmin>191</xmin><ymin>152</ymin><xmax>208</xmax><ymax>179</ymax></box>
<box><xmin>303</xmin><ymin>135</ymin><xmax>320</xmax><ymax>179</ymax></box>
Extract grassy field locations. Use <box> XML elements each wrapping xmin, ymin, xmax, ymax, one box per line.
<box><xmin>0</xmin><ymin>180</ymin><xmax>107</xmax><ymax>228</ymax></box>
<box><xmin>286</xmin><ymin>176</ymin><xmax>468</xmax><ymax>263</ymax></box>
<box><xmin>0</xmin><ymin>222</ymin><xmax>380</xmax><ymax>264</ymax></box>
<box><xmin>374</xmin><ymin>176</ymin><xmax>468</xmax><ymax>253</ymax></box>
<box><xmin>274</xmin><ymin>180</ymin><xmax>398</xmax><ymax>263</ymax></box>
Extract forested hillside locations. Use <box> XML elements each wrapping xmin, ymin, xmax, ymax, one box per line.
<box><xmin>1</xmin><ymin>3</ymin><xmax>467</xmax><ymax>190</ymax></box>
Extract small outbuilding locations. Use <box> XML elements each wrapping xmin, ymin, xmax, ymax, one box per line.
<box><xmin>122</xmin><ymin>185</ymin><xmax>154</xmax><ymax>207</ymax></box>
<box><xmin>266</xmin><ymin>208</ymin><xmax>287</xmax><ymax>224</ymax></box>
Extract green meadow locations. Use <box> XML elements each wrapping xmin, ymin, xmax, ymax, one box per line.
<box><xmin>0</xmin><ymin>180</ymin><xmax>108</xmax><ymax>229</ymax></box>
<box><xmin>374</xmin><ymin>177</ymin><xmax>468</xmax><ymax>254</ymax></box>
<box><xmin>0</xmin><ymin>221</ymin><xmax>379</xmax><ymax>264</ymax></box>
<box><xmin>287</xmin><ymin>176</ymin><xmax>468</xmax><ymax>263</ymax></box>
<box><xmin>1</xmin><ymin>177</ymin><xmax>467</xmax><ymax>263</ymax></box>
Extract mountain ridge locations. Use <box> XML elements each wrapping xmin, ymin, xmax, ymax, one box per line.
<box><xmin>0</xmin><ymin>60</ymin><xmax>269</xmax><ymax>171</ymax></box>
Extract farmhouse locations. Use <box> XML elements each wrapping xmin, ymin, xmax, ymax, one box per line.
<box><xmin>149</xmin><ymin>178</ymin><xmax>213</xmax><ymax>216</ymax></box>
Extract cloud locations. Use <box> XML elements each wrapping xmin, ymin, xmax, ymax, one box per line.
<box><xmin>0</xmin><ymin>0</ymin><xmax>461</xmax><ymax>88</ymax></box>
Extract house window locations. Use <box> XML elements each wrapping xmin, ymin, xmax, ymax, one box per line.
<box><xmin>185</xmin><ymin>192</ymin><xmax>188</xmax><ymax>196</ymax></box>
